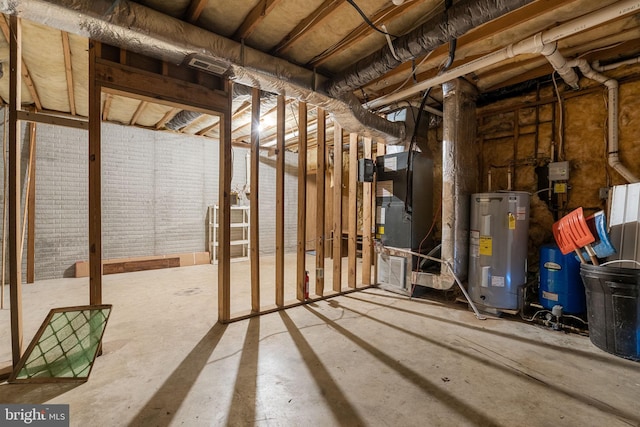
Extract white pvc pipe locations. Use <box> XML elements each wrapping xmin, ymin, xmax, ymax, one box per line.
<box><xmin>593</xmin><ymin>57</ymin><xmax>640</xmax><ymax>72</ymax></box>
<box><xmin>364</xmin><ymin>0</ymin><xmax>640</xmax><ymax>110</ymax></box>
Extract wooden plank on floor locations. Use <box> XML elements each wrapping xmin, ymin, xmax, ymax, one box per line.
<box><xmin>362</xmin><ymin>137</ymin><xmax>372</xmax><ymax>285</ymax></box>
<box><xmin>332</xmin><ymin>123</ymin><xmax>343</xmax><ymax>292</ymax></box>
<box><xmin>26</xmin><ymin>122</ymin><xmax>36</xmax><ymax>284</ymax></box>
<box><xmin>8</xmin><ymin>15</ymin><xmax>23</xmax><ymax>368</ymax></box>
<box><xmin>275</xmin><ymin>95</ymin><xmax>285</xmax><ymax>307</ymax></box>
<box><xmin>315</xmin><ymin>108</ymin><xmax>326</xmax><ymax>296</ymax></box>
<box><xmin>250</xmin><ymin>87</ymin><xmax>260</xmax><ymax>312</ymax></box>
<box><xmin>348</xmin><ymin>133</ymin><xmax>358</xmax><ymax>288</ymax></box>
<box><xmin>218</xmin><ymin>80</ymin><xmax>233</xmax><ymax>323</ymax></box>
<box><xmin>103</xmin><ymin>257</ymin><xmax>180</xmax><ymax>275</ymax></box>
<box><xmin>88</xmin><ymin>40</ymin><xmax>102</xmax><ymax>306</ymax></box>
<box><xmin>296</xmin><ymin>101</ymin><xmax>308</xmax><ymax>301</ymax></box>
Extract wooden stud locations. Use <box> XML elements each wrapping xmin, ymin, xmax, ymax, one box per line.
<box><xmin>348</xmin><ymin>133</ymin><xmax>357</xmax><ymax>288</ymax></box>
<box><xmin>374</xmin><ymin>142</ymin><xmax>385</xmax><ymax>285</ymax></box>
<box><xmin>362</xmin><ymin>137</ymin><xmax>372</xmax><ymax>285</ymax></box>
<box><xmin>273</xmin><ymin>0</ymin><xmax>343</xmax><ymax>55</ymax></box>
<box><xmin>275</xmin><ymin>95</ymin><xmax>285</xmax><ymax>307</ymax></box>
<box><xmin>250</xmin><ymin>87</ymin><xmax>260</xmax><ymax>312</ymax></box>
<box><xmin>61</xmin><ymin>32</ymin><xmax>76</xmax><ymax>116</ymax></box>
<box><xmin>234</xmin><ymin>0</ymin><xmax>283</xmax><ymax>41</ymax></box>
<box><xmin>0</xmin><ymin>16</ymin><xmax>42</xmax><ymax>111</ymax></box>
<box><xmin>332</xmin><ymin>124</ymin><xmax>343</xmax><ymax>292</ymax></box>
<box><xmin>8</xmin><ymin>14</ymin><xmax>23</xmax><ymax>368</ymax></box>
<box><xmin>1</xmin><ymin>108</ymin><xmax>7</xmax><ymax>310</ymax></box>
<box><xmin>16</xmin><ymin>110</ymin><xmax>87</xmax><ymax>130</ymax></box>
<box><xmin>26</xmin><ymin>123</ymin><xmax>36</xmax><ymax>284</ymax></box>
<box><xmin>88</xmin><ymin>40</ymin><xmax>102</xmax><ymax>306</ymax></box>
<box><xmin>315</xmin><ymin>108</ymin><xmax>326</xmax><ymax>296</ymax></box>
<box><xmin>296</xmin><ymin>101</ymin><xmax>308</xmax><ymax>301</ymax></box>
<box><xmin>218</xmin><ymin>80</ymin><xmax>233</xmax><ymax>323</ymax></box>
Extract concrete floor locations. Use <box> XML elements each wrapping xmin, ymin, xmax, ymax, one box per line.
<box><xmin>1</xmin><ymin>256</ymin><xmax>640</xmax><ymax>427</ymax></box>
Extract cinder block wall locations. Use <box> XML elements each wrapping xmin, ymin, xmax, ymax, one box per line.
<box><xmin>0</xmin><ymin>115</ymin><xmax>299</xmax><ymax>280</ymax></box>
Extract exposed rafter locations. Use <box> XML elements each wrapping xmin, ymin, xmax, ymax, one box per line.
<box><xmin>61</xmin><ymin>31</ymin><xmax>76</xmax><ymax>115</ymax></box>
<box><xmin>0</xmin><ymin>15</ymin><xmax>42</xmax><ymax>110</ymax></box>
<box><xmin>155</xmin><ymin>108</ymin><xmax>180</xmax><ymax>129</ymax></box>
<box><xmin>102</xmin><ymin>94</ymin><xmax>113</xmax><ymax>121</ymax></box>
<box><xmin>272</xmin><ymin>0</ymin><xmax>343</xmax><ymax>55</ymax></box>
<box><xmin>130</xmin><ymin>100</ymin><xmax>148</xmax><ymax>125</ymax></box>
<box><xmin>233</xmin><ymin>0</ymin><xmax>283</xmax><ymax>41</ymax></box>
<box><xmin>185</xmin><ymin>0</ymin><xmax>208</xmax><ymax>23</ymax></box>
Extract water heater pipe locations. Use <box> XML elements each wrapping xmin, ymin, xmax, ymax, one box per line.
<box><xmin>364</xmin><ymin>0</ymin><xmax>640</xmax><ymax>110</ymax></box>
<box><xmin>565</xmin><ymin>59</ymin><xmax>639</xmax><ymax>183</ymax></box>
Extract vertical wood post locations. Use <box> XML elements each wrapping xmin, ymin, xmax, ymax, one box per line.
<box><xmin>362</xmin><ymin>137</ymin><xmax>372</xmax><ymax>285</ymax></box>
<box><xmin>374</xmin><ymin>142</ymin><xmax>385</xmax><ymax>285</ymax></box>
<box><xmin>8</xmin><ymin>15</ymin><xmax>23</xmax><ymax>367</ymax></box>
<box><xmin>250</xmin><ymin>87</ymin><xmax>260</xmax><ymax>312</ymax></box>
<box><xmin>275</xmin><ymin>95</ymin><xmax>285</xmax><ymax>307</ymax></box>
<box><xmin>315</xmin><ymin>108</ymin><xmax>326</xmax><ymax>296</ymax></box>
<box><xmin>348</xmin><ymin>133</ymin><xmax>357</xmax><ymax>288</ymax></box>
<box><xmin>332</xmin><ymin>124</ymin><xmax>343</xmax><ymax>292</ymax></box>
<box><xmin>218</xmin><ymin>80</ymin><xmax>233</xmax><ymax>323</ymax></box>
<box><xmin>26</xmin><ymin>123</ymin><xmax>36</xmax><ymax>284</ymax></box>
<box><xmin>88</xmin><ymin>40</ymin><xmax>102</xmax><ymax>306</ymax></box>
<box><xmin>296</xmin><ymin>101</ymin><xmax>307</xmax><ymax>301</ymax></box>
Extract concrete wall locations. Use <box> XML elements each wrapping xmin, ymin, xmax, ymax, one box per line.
<box><xmin>0</xmin><ymin>115</ymin><xmax>299</xmax><ymax>280</ymax></box>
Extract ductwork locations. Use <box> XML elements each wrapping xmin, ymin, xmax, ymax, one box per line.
<box><xmin>326</xmin><ymin>0</ymin><xmax>534</xmax><ymax>97</ymax></box>
<box><xmin>0</xmin><ymin>0</ymin><xmax>406</xmax><ymax>143</ymax></box>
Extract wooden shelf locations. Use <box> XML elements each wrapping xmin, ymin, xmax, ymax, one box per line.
<box><xmin>209</xmin><ymin>205</ymin><xmax>250</xmax><ymax>264</ymax></box>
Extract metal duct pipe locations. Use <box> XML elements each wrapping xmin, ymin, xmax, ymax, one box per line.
<box><xmin>0</xmin><ymin>0</ymin><xmax>405</xmax><ymax>144</ymax></box>
<box><xmin>566</xmin><ymin>59</ymin><xmax>639</xmax><ymax>183</ymax></box>
<box><xmin>326</xmin><ymin>0</ymin><xmax>534</xmax><ymax>97</ymax></box>
<box><xmin>365</xmin><ymin>0</ymin><xmax>640</xmax><ymax>110</ymax></box>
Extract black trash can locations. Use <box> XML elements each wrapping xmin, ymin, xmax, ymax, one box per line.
<box><xmin>580</xmin><ymin>264</ymin><xmax>640</xmax><ymax>361</ymax></box>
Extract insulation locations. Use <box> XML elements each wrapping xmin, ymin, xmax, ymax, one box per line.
<box><xmin>528</xmin><ymin>194</ymin><xmax>555</xmax><ymax>273</ymax></box>
<box><xmin>326</xmin><ymin>0</ymin><xmax>534</xmax><ymax>97</ymax></box>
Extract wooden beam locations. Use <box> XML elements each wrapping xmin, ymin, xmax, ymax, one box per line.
<box><xmin>373</xmin><ymin>142</ymin><xmax>385</xmax><ymax>285</ymax></box>
<box><xmin>275</xmin><ymin>94</ymin><xmax>285</xmax><ymax>307</ymax></box>
<box><xmin>16</xmin><ymin>110</ymin><xmax>88</xmax><ymax>130</ymax></box>
<box><xmin>8</xmin><ymin>14</ymin><xmax>23</xmax><ymax>368</ymax></box>
<box><xmin>332</xmin><ymin>123</ymin><xmax>343</xmax><ymax>293</ymax></box>
<box><xmin>102</xmin><ymin>94</ymin><xmax>112</xmax><ymax>121</ymax></box>
<box><xmin>348</xmin><ymin>133</ymin><xmax>357</xmax><ymax>288</ymax></box>
<box><xmin>315</xmin><ymin>108</ymin><xmax>326</xmax><ymax>296</ymax></box>
<box><xmin>185</xmin><ymin>0</ymin><xmax>208</xmax><ymax>23</ymax></box>
<box><xmin>362</xmin><ymin>137</ymin><xmax>372</xmax><ymax>285</ymax></box>
<box><xmin>296</xmin><ymin>101</ymin><xmax>308</xmax><ymax>301</ymax></box>
<box><xmin>61</xmin><ymin>32</ymin><xmax>76</xmax><ymax>116</ymax></box>
<box><xmin>95</xmin><ymin>59</ymin><xmax>229</xmax><ymax>116</ymax></box>
<box><xmin>272</xmin><ymin>0</ymin><xmax>343</xmax><ymax>55</ymax></box>
<box><xmin>26</xmin><ymin>123</ymin><xmax>36</xmax><ymax>284</ymax></box>
<box><xmin>234</xmin><ymin>0</ymin><xmax>283</xmax><ymax>41</ymax></box>
<box><xmin>218</xmin><ymin>80</ymin><xmax>233</xmax><ymax>323</ymax></box>
<box><xmin>0</xmin><ymin>16</ymin><xmax>42</xmax><ymax>111</ymax></box>
<box><xmin>129</xmin><ymin>100</ymin><xmax>148</xmax><ymax>125</ymax></box>
<box><xmin>250</xmin><ymin>87</ymin><xmax>260</xmax><ymax>312</ymax></box>
<box><xmin>155</xmin><ymin>108</ymin><xmax>180</xmax><ymax>129</ymax></box>
<box><xmin>195</xmin><ymin>117</ymin><xmax>221</xmax><ymax>136</ymax></box>
<box><xmin>88</xmin><ymin>40</ymin><xmax>102</xmax><ymax>306</ymax></box>
<box><xmin>308</xmin><ymin>0</ymin><xmax>417</xmax><ymax>68</ymax></box>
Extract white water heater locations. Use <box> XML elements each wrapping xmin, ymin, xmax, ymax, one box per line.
<box><xmin>468</xmin><ymin>192</ymin><xmax>530</xmax><ymax>311</ymax></box>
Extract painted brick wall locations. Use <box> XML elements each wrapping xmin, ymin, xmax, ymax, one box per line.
<box><xmin>0</xmin><ymin>115</ymin><xmax>299</xmax><ymax>280</ymax></box>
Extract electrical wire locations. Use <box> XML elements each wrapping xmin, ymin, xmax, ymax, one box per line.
<box><xmin>552</xmin><ymin>71</ymin><xmax>565</xmax><ymax>161</ymax></box>
<box><xmin>346</xmin><ymin>0</ymin><xmax>398</xmax><ymax>38</ymax></box>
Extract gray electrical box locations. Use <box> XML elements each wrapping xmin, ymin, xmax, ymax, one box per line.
<box><xmin>548</xmin><ymin>161</ymin><xmax>570</xmax><ymax>181</ymax></box>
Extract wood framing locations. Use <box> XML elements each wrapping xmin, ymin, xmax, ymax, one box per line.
<box><xmin>250</xmin><ymin>87</ymin><xmax>260</xmax><ymax>312</ymax></box>
<box><xmin>185</xmin><ymin>0</ymin><xmax>208</xmax><ymax>23</ymax></box>
<box><xmin>218</xmin><ymin>80</ymin><xmax>233</xmax><ymax>323</ymax></box>
<box><xmin>129</xmin><ymin>101</ymin><xmax>148</xmax><ymax>125</ymax></box>
<box><xmin>296</xmin><ymin>101</ymin><xmax>308</xmax><ymax>301</ymax></box>
<box><xmin>61</xmin><ymin>32</ymin><xmax>76</xmax><ymax>116</ymax></box>
<box><xmin>26</xmin><ymin>123</ymin><xmax>36</xmax><ymax>284</ymax></box>
<box><xmin>16</xmin><ymin>110</ymin><xmax>87</xmax><ymax>130</ymax></box>
<box><xmin>88</xmin><ymin>40</ymin><xmax>102</xmax><ymax>306</ymax></box>
<box><xmin>348</xmin><ymin>133</ymin><xmax>357</xmax><ymax>288</ymax></box>
<box><xmin>155</xmin><ymin>108</ymin><xmax>180</xmax><ymax>129</ymax></box>
<box><xmin>275</xmin><ymin>94</ymin><xmax>285</xmax><ymax>307</ymax></box>
<box><xmin>362</xmin><ymin>137</ymin><xmax>372</xmax><ymax>285</ymax></box>
<box><xmin>102</xmin><ymin>94</ymin><xmax>112</xmax><ymax>121</ymax></box>
<box><xmin>315</xmin><ymin>108</ymin><xmax>326</xmax><ymax>296</ymax></box>
<box><xmin>332</xmin><ymin>123</ymin><xmax>343</xmax><ymax>292</ymax></box>
<box><xmin>9</xmin><ymin>14</ymin><xmax>23</xmax><ymax>368</ymax></box>
<box><xmin>234</xmin><ymin>0</ymin><xmax>283</xmax><ymax>41</ymax></box>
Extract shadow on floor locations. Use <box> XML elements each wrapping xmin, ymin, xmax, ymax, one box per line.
<box><xmin>304</xmin><ymin>305</ymin><xmax>502</xmax><ymax>427</ymax></box>
<box><xmin>280</xmin><ymin>311</ymin><xmax>366</xmax><ymax>426</ymax></box>
<box><xmin>0</xmin><ymin>382</ymin><xmax>79</xmax><ymax>404</ymax></box>
<box><xmin>226</xmin><ymin>317</ymin><xmax>260</xmax><ymax>426</ymax></box>
<box><xmin>330</xmin><ymin>300</ymin><xmax>640</xmax><ymax>425</ymax></box>
<box><xmin>129</xmin><ymin>322</ymin><xmax>227</xmax><ymax>427</ymax></box>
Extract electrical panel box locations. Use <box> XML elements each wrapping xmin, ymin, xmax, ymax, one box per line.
<box><xmin>548</xmin><ymin>161</ymin><xmax>570</xmax><ymax>181</ymax></box>
<box><xmin>358</xmin><ymin>158</ymin><xmax>375</xmax><ymax>182</ymax></box>
<box><xmin>375</xmin><ymin>151</ymin><xmax>433</xmax><ymax>252</ymax></box>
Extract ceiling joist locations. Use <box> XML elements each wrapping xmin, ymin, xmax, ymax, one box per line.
<box><xmin>61</xmin><ymin>31</ymin><xmax>76</xmax><ymax>115</ymax></box>
<box><xmin>185</xmin><ymin>0</ymin><xmax>208</xmax><ymax>23</ymax></box>
<box><xmin>234</xmin><ymin>0</ymin><xmax>284</xmax><ymax>41</ymax></box>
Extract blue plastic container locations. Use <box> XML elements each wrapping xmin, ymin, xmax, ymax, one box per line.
<box><xmin>539</xmin><ymin>243</ymin><xmax>586</xmax><ymax>314</ymax></box>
